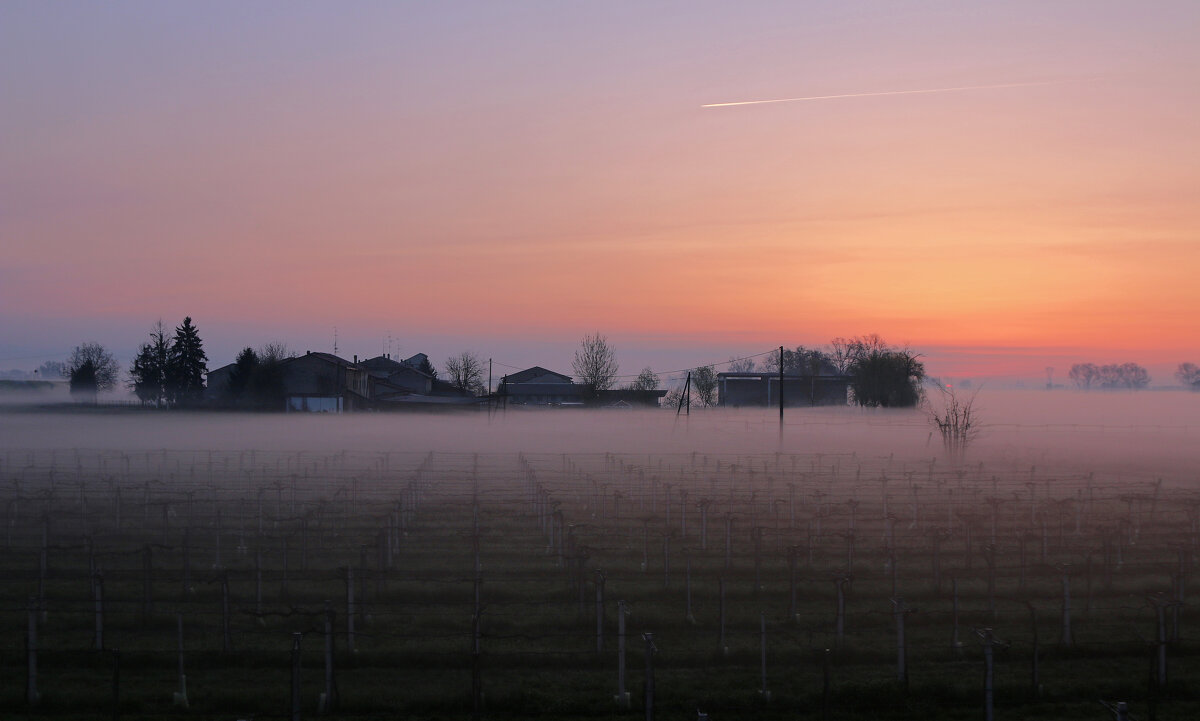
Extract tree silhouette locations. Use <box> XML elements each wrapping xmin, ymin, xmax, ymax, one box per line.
<box><xmin>572</xmin><ymin>333</ymin><xmax>619</xmax><ymax>391</ymax></box>
<box><xmin>165</xmin><ymin>317</ymin><xmax>207</xmax><ymax>408</ymax></box>
<box><xmin>129</xmin><ymin>321</ymin><xmax>170</xmax><ymax>406</ymax></box>
<box><xmin>65</xmin><ymin>342</ymin><xmax>119</xmax><ymax>402</ymax></box>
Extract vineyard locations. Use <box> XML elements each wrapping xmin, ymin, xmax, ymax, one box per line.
<box><xmin>2</xmin><ymin>431</ymin><xmax>1197</xmax><ymax>720</ymax></box>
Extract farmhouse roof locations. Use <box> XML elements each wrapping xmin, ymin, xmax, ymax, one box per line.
<box><xmin>504</xmin><ymin>366</ymin><xmax>573</xmax><ymax>384</ymax></box>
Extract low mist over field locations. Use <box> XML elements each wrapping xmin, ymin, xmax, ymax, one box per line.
<box><xmin>3</xmin><ymin>389</ymin><xmax>1196</xmax><ymax>480</ymax></box>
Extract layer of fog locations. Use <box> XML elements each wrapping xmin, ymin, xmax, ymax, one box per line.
<box><xmin>2</xmin><ymin>389</ymin><xmax>1196</xmax><ymax>484</ymax></box>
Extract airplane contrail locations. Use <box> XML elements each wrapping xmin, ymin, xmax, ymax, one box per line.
<box><xmin>701</xmin><ymin>80</ymin><xmax>1066</xmax><ymax>108</ymax></box>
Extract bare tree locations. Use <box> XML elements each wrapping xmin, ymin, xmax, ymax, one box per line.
<box><xmin>928</xmin><ymin>385</ymin><xmax>981</xmax><ymax>465</ymax></box>
<box><xmin>258</xmin><ymin>342</ymin><xmax>295</xmax><ymax>364</ymax></box>
<box><xmin>628</xmin><ymin>367</ymin><xmax>660</xmax><ymax>391</ymax></box>
<box><xmin>445</xmin><ymin>351</ymin><xmax>486</xmax><ymax>395</ymax></box>
<box><xmin>727</xmin><ymin>356</ymin><xmax>757</xmax><ymax>373</ymax></box>
<box><xmin>572</xmin><ymin>333</ymin><xmax>619</xmax><ymax>390</ymax></box>
<box><xmin>1178</xmin><ymin>362</ymin><xmax>1200</xmax><ymax>390</ymax></box>
<box><xmin>65</xmin><ymin>342</ymin><xmax>120</xmax><ymax>401</ymax></box>
<box><xmin>692</xmin><ymin>366</ymin><xmax>718</xmax><ymax>407</ymax></box>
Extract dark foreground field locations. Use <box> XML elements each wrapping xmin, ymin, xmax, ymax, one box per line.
<box><xmin>1</xmin><ymin>443</ymin><xmax>1197</xmax><ymax>720</ymax></box>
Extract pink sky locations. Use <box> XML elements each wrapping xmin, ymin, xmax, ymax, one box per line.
<box><xmin>2</xmin><ymin>2</ymin><xmax>1198</xmax><ymax>384</ymax></box>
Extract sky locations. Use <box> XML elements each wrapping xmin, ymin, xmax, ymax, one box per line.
<box><xmin>2</xmin><ymin>1</ymin><xmax>1198</xmax><ymax>385</ymax></box>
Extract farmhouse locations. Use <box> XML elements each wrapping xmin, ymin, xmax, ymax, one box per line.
<box><xmin>499</xmin><ymin>366</ymin><xmax>590</xmax><ymax>405</ymax></box>
<box><xmin>717</xmin><ymin>372</ymin><xmax>851</xmax><ymax>407</ymax></box>
<box><xmin>281</xmin><ymin>351</ymin><xmax>371</xmax><ymax>412</ymax></box>
<box><xmin>498</xmin><ymin>366</ymin><xmax>666</xmax><ymax>407</ymax></box>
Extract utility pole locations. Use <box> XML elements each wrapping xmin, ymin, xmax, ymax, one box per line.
<box><xmin>779</xmin><ymin>346</ymin><xmax>784</xmax><ymax>434</ymax></box>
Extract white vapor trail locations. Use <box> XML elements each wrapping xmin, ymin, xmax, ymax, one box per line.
<box><xmin>701</xmin><ymin>80</ymin><xmax>1066</xmax><ymax>108</ymax></box>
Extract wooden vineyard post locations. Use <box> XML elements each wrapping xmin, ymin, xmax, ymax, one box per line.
<box><xmin>615</xmin><ymin>599</ymin><xmax>630</xmax><ymax>708</ymax></box>
<box><xmin>833</xmin><ymin>576</ymin><xmax>850</xmax><ymax>652</ymax></box>
<box><xmin>26</xmin><ymin>595</ymin><xmax>39</xmax><ymax>707</ymax></box>
<box><xmin>685</xmin><ymin>555</ymin><xmax>695</xmax><ymax>624</ymax></box>
<box><xmin>892</xmin><ymin>597</ymin><xmax>910</xmax><ymax>692</ymax></box>
<box><xmin>94</xmin><ymin>570</ymin><xmax>104</xmax><ymax>650</ymax></box>
<box><xmin>290</xmin><ymin>632</ymin><xmax>303</xmax><ymax>721</ymax></box>
<box><xmin>822</xmin><ymin>648</ymin><xmax>831</xmax><ymax>720</ymax></box>
<box><xmin>1027</xmin><ymin>603</ymin><xmax>1040</xmax><ymax>699</ymax></box>
<box><xmin>596</xmin><ymin>570</ymin><xmax>605</xmax><ymax>653</ymax></box>
<box><xmin>345</xmin><ymin>566</ymin><xmax>355</xmax><ymax>656</ymax></box>
<box><xmin>142</xmin><ymin>544</ymin><xmax>153</xmax><ymax>626</ymax></box>
<box><xmin>222</xmin><ymin>571</ymin><xmax>232</xmax><ymax>654</ymax></box>
<box><xmin>984</xmin><ymin>544</ymin><xmax>997</xmax><ymax>619</ymax></box>
<box><xmin>174</xmin><ymin>613</ymin><xmax>188</xmax><ymax>708</ymax></box>
<box><xmin>752</xmin><ymin>526</ymin><xmax>763</xmax><ymax>593</ymax></box>
<box><xmin>255</xmin><ymin>544</ymin><xmax>263</xmax><ymax>619</ymax></box>
<box><xmin>319</xmin><ymin>600</ymin><xmax>337</xmax><ymax>713</ymax></box>
<box><xmin>788</xmin><ymin>546</ymin><xmax>798</xmax><ymax>621</ymax></box>
<box><xmin>1060</xmin><ymin>566</ymin><xmax>1073</xmax><ymax>648</ymax></box>
<box><xmin>931</xmin><ymin>529</ymin><xmax>944</xmax><ymax>594</ymax></box>
<box><xmin>951</xmin><ymin>575</ymin><xmax>963</xmax><ymax>656</ymax></box>
<box><xmin>679</xmin><ymin>489</ymin><xmax>687</xmax><ymax>538</ymax></box>
<box><xmin>358</xmin><ymin>546</ymin><xmax>369</xmax><ymax>623</ymax></box>
<box><xmin>977</xmin><ymin>627</ymin><xmax>997</xmax><ymax>721</ymax></box>
<box><xmin>759</xmin><ymin>612</ymin><xmax>771</xmax><ymax>701</ymax></box>
<box><xmin>38</xmin><ymin>516</ymin><xmax>48</xmax><ymax>622</ymax></box>
<box><xmin>281</xmin><ymin>537</ymin><xmax>290</xmax><ymax>601</ymax></box>
<box><xmin>724</xmin><ymin>513</ymin><xmax>733</xmax><ymax>571</ymax></box>
<box><xmin>1148</xmin><ymin>594</ymin><xmax>1172</xmax><ymax>689</ymax></box>
<box><xmin>642</xmin><ymin>632</ymin><xmax>656</xmax><ymax>721</ymax></box>
<box><xmin>698</xmin><ymin>499</ymin><xmax>710</xmax><ymax>551</ymax></box>
<box><xmin>718</xmin><ymin>577</ymin><xmax>728</xmax><ymax>655</ymax></box>
<box><xmin>182</xmin><ymin>527</ymin><xmax>193</xmax><ymax>596</ymax></box>
<box><xmin>110</xmin><ymin>648</ymin><xmax>121</xmax><ymax>721</ymax></box>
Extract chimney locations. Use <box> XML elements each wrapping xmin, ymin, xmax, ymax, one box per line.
<box><xmin>353</xmin><ymin>354</ymin><xmax>358</xmax><ymax>364</ymax></box>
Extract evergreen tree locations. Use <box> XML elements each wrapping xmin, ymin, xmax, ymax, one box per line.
<box><xmin>165</xmin><ymin>317</ymin><xmax>208</xmax><ymax>408</ymax></box>
<box><xmin>417</xmin><ymin>356</ymin><xmax>438</xmax><ymax>379</ymax></box>
<box><xmin>129</xmin><ymin>321</ymin><xmax>170</xmax><ymax>406</ymax></box>
<box><xmin>225</xmin><ymin>347</ymin><xmax>260</xmax><ymax>407</ymax></box>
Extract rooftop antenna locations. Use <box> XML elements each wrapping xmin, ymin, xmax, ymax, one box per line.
<box><xmin>333</xmin><ymin>326</ymin><xmax>339</xmax><ymax>357</ymax></box>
